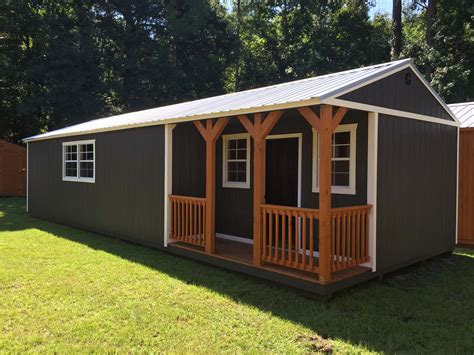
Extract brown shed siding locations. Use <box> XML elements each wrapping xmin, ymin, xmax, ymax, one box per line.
<box><xmin>28</xmin><ymin>126</ymin><xmax>165</xmax><ymax>247</ymax></box>
<box><xmin>376</xmin><ymin>114</ymin><xmax>457</xmax><ymax>272</ymax></box>
<box><xmin>0</xmin><ymin>140</ymin><xmax>26</xmax><ymax>196</ymax></box>
<box><xmin>459</xmin><ymin>128</ymin><xmax>474</xmax><ymax>245</ymax></box>
<box><xmin>340</xmin><ymin>68</ymin><xmax>453</xmax><ymax>121</ymax></box>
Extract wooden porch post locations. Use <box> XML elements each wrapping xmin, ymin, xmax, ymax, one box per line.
<box><xmin>298</xmin><ymin>104</ymin><xmax>348</xmax><ymax>283</ymax></box>
<box><xmin>194</xmin><ymin>117</ymin><xmax>229</xmax><ymax>254</ymax></box>
<box><xmin>238</xmin><ymin>111</ymin><xmax>282</xmax><ymax>266</ymax></box>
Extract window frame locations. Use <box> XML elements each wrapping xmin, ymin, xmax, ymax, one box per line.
<box><xmin>222</xmin><ymin>133</ymin><xmax>250</xmax><ymax>189</ymax></box>
<box><xmin>62</xmin><ymin>139</ymin><xmax>96</xmax><ymax>183</ymax></box>
<box><xmin>312</xmin><ymin>123</ymin><xmax>357</xmax><ymax>195</ymax></box>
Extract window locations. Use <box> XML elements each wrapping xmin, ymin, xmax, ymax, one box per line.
<box><xmin>312</xmin><ymin>124</ymin><xmax>357</xmax><ymax>195</ymax></box>
<box><xmin>222</xmin><ymin>133</ymin><xmax>250</xmax><ymax>188</ymax></box>
<box><xmin>62</xmin><ymin>140</ymin><xmax>95</xmax><ymax>183</ymax></box>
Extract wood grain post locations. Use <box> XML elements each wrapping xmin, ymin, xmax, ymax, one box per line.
<box><xmin>194</xmin><ymin>118</ymin><xmax>229</xmax><ymax>254</ymax></box>
<box><xmin>297</xmin><ymin>104</ymin><xmax>348</xmax><ymax>283</ymax></box>
<box><xmin>238</xmin><ymin>111</ymin><xmax>282</xmax><ymax>266</ymax></box>
<box><xmin>318</xmin><ymin>105</ymin><xmax>333</xmax><ymax>283</ymax></box>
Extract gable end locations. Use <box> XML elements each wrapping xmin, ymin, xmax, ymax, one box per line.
<box><xmin>338</xmin><ymin>68</ymin><xmax>454</xmax><ymax>121</ymax></box>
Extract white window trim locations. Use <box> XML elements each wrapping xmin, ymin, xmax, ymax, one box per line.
<box><xmin>222</xmin><ymin>133</ymin><xmax>250</xmax><ymax>189</ymax></box>
<box><xmin>312</xmin><ymin>123</ymin><xmax>357</xmax><ymax>195</ymax></box>
<box><xmin>62</xmin><ymin>139</ymin><xmax>96</xmax><ymax>183</ymax></box>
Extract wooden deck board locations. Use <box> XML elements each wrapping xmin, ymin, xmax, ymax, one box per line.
<box><xmin>168</xmin><ymin>237</ymin><xmax>371</xmax><ymax>285</ymax></box>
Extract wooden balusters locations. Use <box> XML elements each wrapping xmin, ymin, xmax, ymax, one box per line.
<box><xmin>169</xmin><ymin>195</ymin><xmax>206</xmax><ymax>246</ymax></box>
<box><xmin>261</xmin><ymin>204</ymin><xmax>319</xmax><ymax>274</ymax></box>
<box><xmin>331</xmin><ymin>205</ymin><xmax>371</xmax><ymax>272</ymax></box>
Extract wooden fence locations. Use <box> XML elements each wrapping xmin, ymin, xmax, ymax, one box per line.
<box><xmin>169</xmin><ymin>195</ymin><xmax>206</xmax><ymax>246</ymax></box>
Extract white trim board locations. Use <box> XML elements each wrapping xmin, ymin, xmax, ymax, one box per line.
<box><xmin>365</xmin><ymin>112</ymin><xmax>378</xmax><ymax>271</ymax></box>
<box><xmin>216</xmin><ymin>233</ymin><xmax>253</xmax><ymax>245</ymax></box>
<box><xmin>26</xmin><ymin>142</ymin><xmax>29</xmax><ymax>213</ymax></box>
<box><xmin>163</xmin><ymin>124</ymin><xmax>176</xmax><ymax>247</ymax></box>
<box><xmin>326</xmin><ymin>98</ymin><xmax>459</xmax><ymax>127</ymax></box>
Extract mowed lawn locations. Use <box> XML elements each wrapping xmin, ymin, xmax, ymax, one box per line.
<box><xmin>0</xmin><ymin>198</ymin><xmax>473</xmax><ymax>353</ymax></box>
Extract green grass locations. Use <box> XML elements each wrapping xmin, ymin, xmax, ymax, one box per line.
<box><xmin>0</xmin><ymin>198</ymin><xmax>473</xmax><ymax>353</ymax></box>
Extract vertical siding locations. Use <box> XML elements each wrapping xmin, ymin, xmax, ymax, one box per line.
<box><xmin>172</xmin><ymin>109</ymin><xmax>368</xmax><ymax>239</ymax></box>
<box><xmin>376</xmin><ymin>114</ymin><xmax>457</xmax><ymax>271</ymax></box>
<box><xmin>340</xmin><ymin>68</ymin><xmax>454</xmax><ymax>121</ymax></box>
<box><xmin>29</xmin><ymin>126</ymin><xmax>165</xmax><ymax>247</ymax></box>
<box><xmin>458</xmin><ymin>129</ymin><xmax>474</xmax><ymax>245</ymax></box>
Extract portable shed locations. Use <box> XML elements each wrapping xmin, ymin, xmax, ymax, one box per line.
<box><xmin>24</xmin><ymin>59</ymin><xmax>459</xmax><ymax>296</ymax></box>
<box><xmin>449</xmin><ymin>102</ymin><xmax>474</xmax><ymax>246</ymax></box>
<box><xmin>0</xmin><ymin>140</ymin><xmax>26</xmax><ymax>197</ymax></box>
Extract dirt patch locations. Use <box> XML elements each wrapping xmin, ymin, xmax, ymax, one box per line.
<box><xmin>297</xmin><ymin>334</ymin><xmax>333</xmax><ymax>353</ymax></box>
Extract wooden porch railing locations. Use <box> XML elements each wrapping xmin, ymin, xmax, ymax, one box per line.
<box><xmin>260</xmin><ymin>204</ymin><xmax>372</xmax><ymax>275</ymax></box>
<box><xmin>169</xmin><ymin>195</ymin><xmax>206</xmax><ymax>246</ymax></box>
<box><xmin>331</xmin><ymin>205</ymin><xmax>371</xmax><ymax>272</ymax></box>
<box><xmin>261</xmin><ymin>204</ymin><xmax>319</xmax><ymax>273</ymax></box>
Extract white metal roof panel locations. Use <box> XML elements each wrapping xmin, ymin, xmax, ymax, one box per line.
<box><xmin>448</xmin><ymin>102</ymin><xmax>474</xmax><ymax>128</ymax></box>
<box><xmin>26</xmin><ymin>58</ymin><xmax>444</xmax><ymax>142</ymax></box>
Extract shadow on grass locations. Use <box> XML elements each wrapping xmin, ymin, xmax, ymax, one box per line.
<box><xmin>1</xmin><ymin>197</ymin><xmax>474</xmax><ymax>353</ymax></box>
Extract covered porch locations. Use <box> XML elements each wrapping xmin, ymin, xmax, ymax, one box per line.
<box><xmin>165</xmin><ymin>104</ymin><xmax>376</xmax><ymax>285</ymax></box>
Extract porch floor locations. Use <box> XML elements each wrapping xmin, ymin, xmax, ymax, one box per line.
<box><xmin>168</xmin><ymin>237</ymin><xmax>371</xmax><ymax>285</ymax></box>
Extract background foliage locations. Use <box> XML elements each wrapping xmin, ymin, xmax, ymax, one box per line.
<box><xmin>0</xmin><ymin>0</ymin><xmax>472</xmax><ymax>143</ymax></box>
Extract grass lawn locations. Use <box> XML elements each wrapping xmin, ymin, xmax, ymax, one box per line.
<box><xmin>0</xmin><ymin>198</ymin><xmax>473</xmax><ymax>353</ymax></box>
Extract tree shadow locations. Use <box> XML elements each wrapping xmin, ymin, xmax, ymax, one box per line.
<box><xmin>1</xmin><ymin>197</ymin><xmax>474</xmax><ymax>353</ymax></box>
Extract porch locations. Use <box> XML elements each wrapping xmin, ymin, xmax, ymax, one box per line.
<box><xmin>165</xmin><ymin>104</ymin><xmax>377</xmax><ymax>286</ymax></box>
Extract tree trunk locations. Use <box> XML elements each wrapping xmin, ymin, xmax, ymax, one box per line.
<box><xmin>425</xmin><ymin>0</ymin><xmax>436</xmax><ymax>81</ymax></box>
<box><xmin>234</xmin><ymin>0</ymin><xmax>241</xmax><ymax>92</ymax></box>
<box><xmin>391</xmin><ymin>0</ymin><xmax>402</xmax><ymax>60</ymax></box>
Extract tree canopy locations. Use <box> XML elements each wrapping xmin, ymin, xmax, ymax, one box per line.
<box><xmin>0</xmin><ymin>0</ymin><xmax>472</xmax><ymax>143</ymax></box>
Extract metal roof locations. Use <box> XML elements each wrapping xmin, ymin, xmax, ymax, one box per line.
<box><xmin>448</xmin><ymin>102</ymin><xmax>474</xmax><ymax>128</ymax></box>
<box><xmin>24</xmin><ymin>58</ymin><xmax>453</xmax><ymax>142</ymax></box>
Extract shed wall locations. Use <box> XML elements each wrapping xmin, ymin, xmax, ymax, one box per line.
<box><xmin>340</xmin><ymin>68</ymin><xmax>453</xmax><ymax>121</ymax></box>
<box><xmin>28</xmin><ymin>126</ymin><xmax>165</xmax><ymax>247</ymax></box>
<box><xmin>0</xmin><ymin>140</ymin><xmax>26</xmax><ymax>196</ymax></box>
<box><xmin>459</xmin><ymin>128</ymin><xmax>474</xmax><ymax>245</ymax></box>
<box><xmin>376</xmin><ymin>114</ymin><xmax>457</xmax><ymax>272</ymax></box>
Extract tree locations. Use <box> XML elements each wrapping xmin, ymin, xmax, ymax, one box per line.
<box><xmin>391</xmin><ymin>0</ymin><xmax>402</xmax><ymax>59</ymax></box>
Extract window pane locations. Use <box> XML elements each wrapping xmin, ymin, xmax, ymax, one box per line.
<box><xmin>333</xmin><ymin>173</ymin><xmax>349</xmax><ymax>186</ymax></box>
<box><xmin>236</xmin><ymin>162</ymin><xmax>246</xmax><ymax>172</ymax></box>
<box><xmin>334</xmin><ymin>132</ymin><xmax>350</xmax><ymax>145</ymax></box>
<box><xmin>80</xmin><ymin>162</ymin><xmax>94</xmax><ymax>178</ymax></box>
<box><xmin>237</xmin><ymin>149</ymin><xmax>246</xmax><ymax>160</ymax></box>
<box><xmin>237</xmin><ymin>139</ymin><xmax>246</xmax><ymax>149</ymax></box>
<box><xmin>230</xmin><ymin>139</ymin><xmax>237</xmax><ymax>149</ymax></box>
<box><xmin>228</xmin><ymin>148</ymin><xmax>236</xmax><ymax>160</ymax></box>
<box><xmin>228</xmin><ymin>171</ymin><xmax>237</xmax><ymax>182</ymax></box>
<box><xmin>228</xmin><ymin>162</ymin><xmax>237</xmax><ymax>172</ymax></box>
<box><xmin>333</xmin><ymin>160</ymin><xmax>349</xmax><ymax>173</ymax></box>
<box><xmin>237</xmin><ymin>172</ymin><xmax>246</xmax><ymax>182</ymax></box>
<box><xmin>65</xmin><ymin>162</ymin><xmax>77</xmax><ymax>177</ymax></box>
<box><xmin>334</xmin><ymin>145</ymin><xmax>350</xmax><ymax>158</ymax></box>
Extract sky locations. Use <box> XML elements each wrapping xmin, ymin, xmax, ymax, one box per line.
<box><xmin>369</xmin><ymin>0</ymin><xmax>392</xmax><ymax>17</ymax></box>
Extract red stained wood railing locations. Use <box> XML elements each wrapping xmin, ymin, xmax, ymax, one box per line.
<box><xmin>260</xmin><ymin>204</ymin><xmax>319</xmax><ymax>273</ymax></box>
<box><xmin>331</xmin><ymin>205</ymin><xmax>371</xmax><ymax>272</ymax></box>
<box><xmin>169</xmin><ymin>195</ymin><xmax>206</xmax><ymax>247</ymax></box>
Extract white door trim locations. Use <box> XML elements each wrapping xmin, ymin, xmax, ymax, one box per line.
<box><xmin>164</xmin><ymin>123</ymin><xmax>176</xmax><ymax>247</ymax></box>
<box><xmin>365</xmin><ymin>112</ymin><xmax>378</xmax><ymax>271</ymax></box>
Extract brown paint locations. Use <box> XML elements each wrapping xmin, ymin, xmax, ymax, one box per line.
<box><xmin>0</xmin><ymin>140</ymin><xmax>26</xmax><ymax>197</ymax></box>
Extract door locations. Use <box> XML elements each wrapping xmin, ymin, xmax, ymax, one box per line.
<box><xmin>265</xmin><ymin>137</ymin><xmax>299</xmax><ymax>207</ymax></box>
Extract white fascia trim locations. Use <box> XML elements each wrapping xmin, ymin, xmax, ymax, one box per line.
<box><xmin>322</xmin><ymin>61</ymin><xmax>459</xmax><ymax>124</ymax></box>
<box><xmin>326</xmin><ymin>98</ymin><xmax>460</xmax><ymax>127</ymax></box>
<box><xmin>62</xmin><ymin>139</ymin><xmax>96</xmax><ymax>183</ymax></box>
<box><xmin>164</xmin><ymin>124</ymin><xmax>176</xmax><ymax>247</ymax></box>
<box><xmin>23</xmin><ymin>97</ymin><xmax>323</xmax><ymax>143</ymax></box>
<box><xmin>216</xmin><ymin>233</ymin><xmax>253</xmax><ymax>244</ymax></box>
<box><xmin>26</xmin><ymin>142</ymin><xmax>29</xmax><ymax>212</ymax></box>
<box><xmin>312</xmin><ymin>124</ymin><xmax>357</xmax><ymax>195</ymax></box>
<box><xmin>222</xmin><ymin>133</ymin><xmax>251</xmax><ymax>189</ymax></box>
<box><xmin>364</xmin><ymin>112</ymin><xmax>378</xmax><ymax>271</ymax></box>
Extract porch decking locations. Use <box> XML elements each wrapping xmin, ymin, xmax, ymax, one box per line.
<box><xmin>168</xmin><ymin>237</ymin><xmax>371</xmax><ymax>285</ymax></box>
